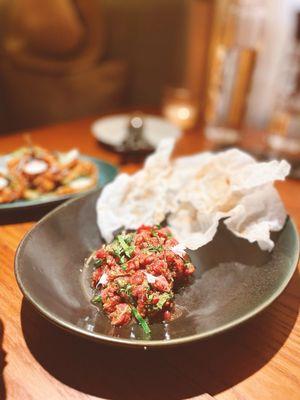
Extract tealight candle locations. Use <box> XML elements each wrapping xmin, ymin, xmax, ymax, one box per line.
<box><xmin>162</xmin><ymin>88</ymin><xmax>198</xmax><ymax>130</ymax></box>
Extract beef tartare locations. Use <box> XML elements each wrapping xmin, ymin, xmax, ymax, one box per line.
<box><xmin>90</xmin><ymin>225</ymin><xmax>195</xmax><ymax>333</ymax></box>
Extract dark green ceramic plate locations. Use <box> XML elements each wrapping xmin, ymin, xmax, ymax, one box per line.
<box><xmin>0</xmin><ymin>156</ymin><xmax>117</xmax><ymax>221</ymax></box>
<box><xmin>15</xmin><ymin>190</ymin><xmax>299</xmax><ymax>347</ymax></box>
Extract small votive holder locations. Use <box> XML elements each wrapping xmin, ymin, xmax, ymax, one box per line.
<box><xmin>162</xmin><ymin>88</ymin><xmax>199</xmax><ymax>130</ymax></box>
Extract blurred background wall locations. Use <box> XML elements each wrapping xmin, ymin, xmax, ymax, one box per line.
<box><xmin>102</xmin><ymin>0</ymin><xmax>188</xmax><ymax>106</ymax></box>
<box><xmin>0</xmin><ymin>0</ymin><xmax>299</xmax><ymax>136</ymax></box>
<box><xmin>0</xmin><ymin>0</ymin><xmax>212</xmax><ymax>133</ymax></box>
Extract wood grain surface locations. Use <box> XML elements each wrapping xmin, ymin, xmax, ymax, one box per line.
<box><xmin>0</xmin><ymin>116</ymin><xmax>299</xmax><ymax>400</ymax></box>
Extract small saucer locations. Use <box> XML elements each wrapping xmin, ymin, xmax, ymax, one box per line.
<box><xmin>91</xmin><ymin>114</ymin><xmax>181</xmax><ymax>154</ymax></box>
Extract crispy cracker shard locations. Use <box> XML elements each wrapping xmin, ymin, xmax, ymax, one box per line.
<box><xmin>97</xmin><ymin>141</ymin><xmax>290</xmax><ymax>251</ymax></box>
<box><xmin>97</xmin><ymin>138</ymin><xmax>175</xmax><ymax>242</ymax></box>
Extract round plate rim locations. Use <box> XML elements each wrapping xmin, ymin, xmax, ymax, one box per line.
<box><xmin>14</xmin><ymin>193</ymin><xmax>300</xmax><ymax>348</ymax></box>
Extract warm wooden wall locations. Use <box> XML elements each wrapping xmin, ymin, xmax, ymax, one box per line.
<box><xmin>183</xmin><ymin>0</ymin><xmax>216</xmax><ymax>120</ymax></box>
<box><xmin>0</xmin><ymin>0</ymin><xmax>217</xmax><ymax>133</ymax></box>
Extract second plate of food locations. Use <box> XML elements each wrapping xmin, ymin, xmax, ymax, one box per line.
<box><xmin>0</xmin><ymin>146</ymin><xmax>117</xmax><ymax>219</ymax></box>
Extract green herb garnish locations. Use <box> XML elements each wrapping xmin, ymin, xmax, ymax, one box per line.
<box><xmin>148</xmin><ymin>244</ymin><xmax>163</xmax><ymax>253</ymax></box>
<box><xmin>156</xmin><ymin>293</ymin><xmax>172</xmax><ymax>310</ymax></box>
<box><xmin>92</xmin><ymin>294</ymin><xmax>102</xmax><ymax>304</ymax></box>
<box><xmin>117</xmin><ymin>235</ymin><xmax>135</xmax><ymax>258</ymax></box>
<box><xmin>131</xmin><ymin>307</ymin><xmax>151</xmax><ymax>334</ymax></box>
<box><xmin>117</xmin><ymin>280</ymin><xmax>132</xmax><ymax>296</ymax></box>
<box><xmin>94</xmin><ymin>258</ymin><xmax>102</xmax><ymax>267</ymax></box>
<box><xmin>111</xmin><ymin>242</ymin><xmax>122</xmax><ymax>257</ymax></box>
<box><xmin>123</xmin><ymin>284</ymin><xmax>132</xmax><ymax>296</ymax></box>
<box><xmin>147</xmin><ymin>293</ymin><xmax>154</xmax><ymax>302</ymax></box>
<box><xmin>116</xmin><ymin>278</ymin><xmax>127</xmax><ymax>287</ymax></box>
<box><xmin>151</xmin><ymin>229</ymin><xmax>159</xmax><ymax>238</ymax></box>
<box><xmin>123</xmin><ymin>233</ymin><xmax>134</xmax><ymax>245</ymax></box>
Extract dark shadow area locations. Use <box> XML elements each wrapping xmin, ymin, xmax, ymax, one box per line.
<box><xmin>0</xmin><ymin>320</ymin><xmax>7</xmax><ymax>399</ymax></box>
<box><xmin>190</xmin><ymin>220</ymin><xmax>278</xmax><ymax>272</ymax></box>
<box><xmin>96</xmin><ymin>140</ymin><xmax>152</xmax><ymax>165</ymax></box>
<box><xmin>21</xmin><ymin>270</ymin><xmax>300</xmax><ymax>400</ymax></box>
<box><xmin>0</xmin><ymin>202</ymin><xmax>62</xmax><ymax>225</ymax></box>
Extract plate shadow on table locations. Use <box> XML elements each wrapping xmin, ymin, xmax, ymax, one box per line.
<box><xmin>0</xmin><ymin>203</ymin><xmax>63</xmax><ymax>225</ymax></box>
<box><xmin>0</xmin><ymin>320</ymin><xmax>7</xmax><ymax>399</ymax></box>
<box><xmin>21</xmin><ymin>271</ymin><xmax>299</xmax><ymax>400</ymax></box>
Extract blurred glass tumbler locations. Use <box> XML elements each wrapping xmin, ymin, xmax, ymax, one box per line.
<box><xmin>162</xmin><ymin>88</ymin><xmax>198</xmax><ymax>130</ymax></box>
<box><xmin>267</xmin><ymin>12</ymin><xmax>300</xmax><ymax>162</ymax></box>
<box><xmin>205</xmin><ymin>0</ymin><xmax>265</xmax><ymax>145</ymax></box>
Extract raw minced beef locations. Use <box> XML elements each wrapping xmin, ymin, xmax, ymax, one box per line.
<box><xmin>90</xmin><ymin>225</ymin><xmax>195</xmax><ymax>333</ymax></box>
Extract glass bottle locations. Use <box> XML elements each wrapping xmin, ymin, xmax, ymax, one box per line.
<box><xmin>205</xmin><ymin>0</ymin><xmax>265</xmax><ymax>146</ymax></box>
<box><xmin>267</xmin><ymin>12</ymin><xmax>300</xmax><ymax>162</ymax></box>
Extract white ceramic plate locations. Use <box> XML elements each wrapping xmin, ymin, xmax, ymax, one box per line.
<box><xmin>91</xmin><ymin>114</ymin><xmax>181</xmax><ymax>148</ymax></box>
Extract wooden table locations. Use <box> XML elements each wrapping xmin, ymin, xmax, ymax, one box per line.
<box><xmin>0</xmin><ymin>117</ymin><xmax>299</xmax><ymax>400</ymax></box>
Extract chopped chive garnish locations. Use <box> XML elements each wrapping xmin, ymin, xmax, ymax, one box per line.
<box><xmin>120</xmin><ymin>255</ymin><xmax>127</xmax><ymax>264</ymax></box>
<box><xmin>147</xmin><ymin>293</ymin><xmax>154</xmax><ymax>301</ymax></box>
<box><xmin>151</xmin><ymin>229</ymin><xmax>159</xmax><ymax>238</ymax></box>
<box><xmin>120</xmin><ymin>283</ymin><xmax>132</xmax><ymax>296</ymax></box>
<box><xmin>92</xmin><ymin>294</ymin><xmax>102</xmax><ymax>304</ymax></box>
<box><xmin>156</xmin><ymin>293</ymin><xmax>171</xmax><ymax>310</ymax></box>
<box><xmin>117</xmin><ymin>235</ymin><xmax>135</xmax><ymax>258</ymax></box>
<box><xmin>148</xmin><ymin>244</ymin><xmax>163</xmax><ymax>253</ymax></box>
<box><xmin>94</xmin><ymin>258</ymin><xmax>102</xmax><ymax>267</ymax></box>
<box><xmin>131</xmin><ymin>307</ymin><xmax>151</xmax><ymax>334</ymax></box>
